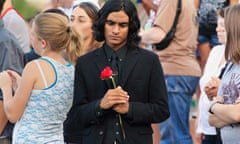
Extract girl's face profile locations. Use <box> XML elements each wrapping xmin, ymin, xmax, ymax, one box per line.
<box><xmin>70</xmin><ymin>7</ymin><xmax>93</xmax><ymax>40</ymax></box>
<box><xmin>216</xmin><ymin>16</ymin><xmax>226</xmax><ymax>44</ymax></box>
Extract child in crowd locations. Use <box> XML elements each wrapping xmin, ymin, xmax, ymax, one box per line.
<box><xmin>0</xmin><ymin>12</ymin><xmax>82</xmax><ymax>143</ymax></box>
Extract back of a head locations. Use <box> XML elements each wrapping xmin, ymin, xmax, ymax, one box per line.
<box><xmin>43</xmin><ymin>8</ymin><xmax>68</xmax><ymax>19</ymax></box>
<box><xmin>93</xmin><ymin>0</ymin><xmax>141</xmax><ymax>47</ymax></box>
<box><xmin>0</xmin><ymin>0</ymin><xmax>6</xmax><ymax>13</ymax></box>
<box><xmin>33</xmin><ymin>12</ymin><xmax>83</xmax><ymax>65</ymax></box>
<box><xmin>33</xmin><ymin>13</ymin><xmax>69</xmax><ymax>52</ymax></box>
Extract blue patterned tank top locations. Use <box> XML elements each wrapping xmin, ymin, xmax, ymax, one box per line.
<box><xmin>12</xmin><ymin>57</ymin><xmax>74</xmax><ymax>144</ymax></box>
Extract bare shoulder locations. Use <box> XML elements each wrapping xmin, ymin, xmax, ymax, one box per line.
<box><xmin>23</xmin><ymin>60</ymin><xmax>38</xmax><ymax>72</ymax></box>
<box><xmin>21</xmin><ymin>60</ymin><xmax>40</xmax><ymax>80</ymax></box>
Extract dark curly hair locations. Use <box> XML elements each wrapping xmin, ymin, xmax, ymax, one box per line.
<box><xmin>92</xmin><ymin>0</ymin><xmax>141</xmax><ymax>48</ymax></box>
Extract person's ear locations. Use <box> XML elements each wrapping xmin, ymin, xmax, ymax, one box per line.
<box><xmin>40</xmin><ymin>39</ymin><xmax>48</xmax><ymax>49</ymax></box>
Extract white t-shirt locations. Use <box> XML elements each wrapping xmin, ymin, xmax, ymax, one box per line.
<box><xmin>2</xmin><ymin>8</ymin><xmax>30</xmax><ymax>53</ymax></box>
<box><xmin>197</xmin><ymin>44</ymin><xmax>226</xmax><ymax>135</ymax></box>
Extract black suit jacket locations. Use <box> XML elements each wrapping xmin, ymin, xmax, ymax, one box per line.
<box><xmin>64</xmin><ymin>45</ymin><xmax>169</xmax><ymax>144</ymax></box>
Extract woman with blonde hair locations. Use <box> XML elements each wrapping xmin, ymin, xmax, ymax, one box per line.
<box><xmin>0</xmin><ymin>12</ymin><xmax>82</xmax><ymax>143</ymax></box>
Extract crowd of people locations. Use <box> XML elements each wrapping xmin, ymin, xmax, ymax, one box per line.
<box><xmin>0</xmin><ymin>0</ymin><xmax>240</xmax><ymax>144</ymax></box>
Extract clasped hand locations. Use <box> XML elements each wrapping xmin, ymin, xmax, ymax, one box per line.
<box><xmin>0</xmin><ymin>70</ymin><xmax>21</xmax><ymax>92</ymax></box>
<box><xmin>100</xmin><ymin>86</ymin><xmax>129</xmax><ymax>114</ymax></box>
<box><xmin>204</xmin><ymin>77</ymin><xmax>220</xmax><ymax>100</ymax></box>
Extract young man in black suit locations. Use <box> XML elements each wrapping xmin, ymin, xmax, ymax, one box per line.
<box><xmin>64</xmin><ymin>0</ymin><xmax>169</xmax><ymax>143</ymax></box>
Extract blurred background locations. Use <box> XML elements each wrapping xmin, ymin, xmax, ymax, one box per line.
<box><xmin>13</xmin><ymin>0</ymin><xmax>139</xmax><ymax>20</ymax></box>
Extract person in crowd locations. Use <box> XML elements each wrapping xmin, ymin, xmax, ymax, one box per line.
<box><xmin>0</xmin><ymin>0</ymin><xmax>30</xmax><ymax>53</ymax></box>
<box><xmin>64</xmin><ymin>0</ymin><xmax>169</xmax><ymax>143</ymax></box>
<box><xmin>0</xmin><ymin>12</ymin><xmax>82</xmax><ymax>143</ymax></box>
<box><xmin>68</xmin><ymin>2</ymin><xmax>162</xmax><ymax>143</ymax></box>
<box><xmin>196</xmin><ymin>7</ymin><xmax>228</xmax><ymax>144</ymax></box>
<box><xmin>208</xmin><ymin>4</ymin><xmax>240</xmax><ymax>143</ymax></box>
<box><xmin>57</xmin><ymin>0</ymin><xmax>74</xmax><ymax>18</ymax></box>
<box><xmin>64</xmin><ymin>2</ymin><xmax>102</xmax><ymax>142</ymax></box>
<box><xmin>140</xmin><ymin>0</ymin><xmax>162</xmax><ymax>143</ymax></box>
<box><xmin>70</xmin><ymin>1</ymin><xmax>102</xmax><ymax>54</ymax></box>
<box><xmin>40</xmin><ymin>0</ymin><xmax>75</xmax><ymax>18</ymax></box>
<box><xmin>140</xmin><ymin>0</ymin><xmax>201</xmax><ymax>143</ymax></box>
<box><xmin>194</xmin><ymin>0</ymin><xmax>237</xmax><ymax>70</ymax></box>
<box><xmin>0</xmin><ymin>0</ymin><xmax>25</xmax><ymax>143</ymax></box>
<box><xmin>141</xmin><ymin>0</ymin><xmax>161</xmax><ymax>50</ymax></box>
<box><xmin>41</xmin><ymin>0</ymin><xmax>59</xmax><ymax>11</ymax></box>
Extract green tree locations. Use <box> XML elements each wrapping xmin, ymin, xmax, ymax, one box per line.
<box><xmin>13</xmin><ymin>0</ymin><xmax>38</xmax><ymax>20</ymax></box>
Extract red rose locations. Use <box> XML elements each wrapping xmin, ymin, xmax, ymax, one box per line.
<box><xmin>100</xmin><ymin>66</ymin><xmax>116</xmax><ymax>88</ymax></box>
<box><xmin>100</xmin><ymin>66</ymin><xmax>113</xmax><ymax>80</ymax></box>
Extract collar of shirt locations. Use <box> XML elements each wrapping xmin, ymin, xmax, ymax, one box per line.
<box><xmin>103</xmin><ymin>43</ymin><xmax>127</xmax><ymax>63</ymax></box>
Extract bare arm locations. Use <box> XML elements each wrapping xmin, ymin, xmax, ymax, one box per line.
<box><xmin>0</xmin><ymin>101</ymin><xmax>8</xmax><ymax>134</ymax></box>
<box><xmin>151</xmin><ymin>124</ymin><xmax>160</xmax><ymax>144</ymax></box>
<box><xmin>142</xmin><ymin>0</ymin><xmax>159</xmax><ymax>15</ymax></box>
<box><xmin>210</xmin><ymin>102</ymin><xmax>240</xmax><ymax>125</ymax></box>
<box><xmin>139</xmin><ymin>26</ymin><xmax>166</xmax><ymax>44</ymax></box>
<box><xmin>208</xmin><ymin>113</ymin><xmax>228</xmax><ymax>128</ymax></box>
<box><xmin>0</xmin><ymin>62</ymin><xmax>36</xmax><ymax>123</ymax></box>
<box><xmin>194</xmin><ymin>0</ymin><xmax>200</xmax><ymax>10</ymax></box>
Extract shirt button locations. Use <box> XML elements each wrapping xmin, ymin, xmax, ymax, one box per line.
<box><xmin>116</xmin><ymin>131</ymin><xmax>119</xmax><ymax>135</ymax></box>
<box><xmin>97</xmin><ymin>112</ymin><xmax>101</xmax><ymax>116</ymax></box>
<box><xmin>116</xmin><ymin>122</ymin><xmax>119</xmax><ymax>126</ymax></box>
<box><xmin>99</xmin><ymin>131</ymin><xmax>104</xmax><ymax>135</ymax></box>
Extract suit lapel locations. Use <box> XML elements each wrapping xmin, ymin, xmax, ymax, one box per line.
<box><xmin>94</xmin><ymin>48</ymin><xmax>113</xmax><ymax>88</ymax></box>
<box><xmin>94</xmin><ymin>48</ymin><xmax>109</xmax><ymax>71</ymax></box>
<box><xmin>119</xmin><ymin>47</ymin><xmax>140</xmax><ymax>86</ymax></box>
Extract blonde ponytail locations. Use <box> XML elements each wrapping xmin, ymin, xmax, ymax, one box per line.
<box><xmin>66</xmin><ymin>27</ymin><xmax>83</xmax><ymax>65</ymax></box>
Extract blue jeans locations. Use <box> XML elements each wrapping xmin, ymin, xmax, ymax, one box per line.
<box><xmin>197</xmin><ymin>34</ymin><xmax>220</xmax><ymax>47</ymax></box>
<box><xmin>160</xmin><ymin>75</ymin><xmax>199</xmax><ymax>144</ymax></box>
<box><xmin>196</xmin><ymin>34</ymin><xmax>220</xmax><ymax>57</ymax></box>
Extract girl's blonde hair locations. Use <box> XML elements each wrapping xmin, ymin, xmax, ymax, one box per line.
<box><xmin>33</xmin><ymin>12</ymin><xmax>83</xmax><ymax>65</ymax></box>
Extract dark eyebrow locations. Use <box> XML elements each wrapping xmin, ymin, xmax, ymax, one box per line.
<box><xmin>106</xmin><ymin>19</ymin><xmax>129</xmax><ymax>25</ymax></box>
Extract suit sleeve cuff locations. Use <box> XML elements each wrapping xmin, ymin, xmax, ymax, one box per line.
<box><xmin>95</xmin><ymin>100</ymin><xmax>106</xmax><ymax>118</ymax></box>
<box><xmin>124</xmin><ymin>102</ymin><xmax>133</xmax><ymax>120</ymax></box>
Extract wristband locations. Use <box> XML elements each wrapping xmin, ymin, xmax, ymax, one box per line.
<box><xmin>208</xmin><ymin>100</ymin><xmax>222</xmax><ymax>114</ymax></box>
